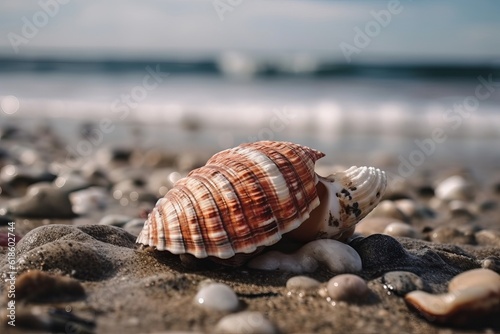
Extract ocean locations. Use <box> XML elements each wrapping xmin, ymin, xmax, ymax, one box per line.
<box><xmin>1</xmin><ymin>59</ymin><xmax>499</xmax><ymax>168</ymax></box>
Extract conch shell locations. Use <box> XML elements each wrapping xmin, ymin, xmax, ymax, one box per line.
<box><xmin>137</xmin><ymin>141</ymin><xmax>386</xmax><ymax>265</ymax></box>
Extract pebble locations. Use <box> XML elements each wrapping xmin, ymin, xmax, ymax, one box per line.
<box><xmin>355</xmin><ymin>217</ymin><xmax>407</xmax><ymax>236</ymax></box>
<box><xmin>215</xmin><ymin>311</ymin><xmax>277</xmax><ymax>334</ymax></box>
<box><xmin>365</xmin><ymin>200</ymin><xmax>409</xmax><ymax>222</ymax></box>
<box><xmin>326</xmin><ymin>274</ymin><xmax>369</xmax><ymax>301</ymax></box>
<box><xmin>349</xmin><ymin>234</ymin><xmax>463</xmax><ymax>282</ymax></box>
<box><xmin>286</xmin><ymin>276</ymin><xmax>321</xmax><ymax>292</ymax></box>
<box><xmin>435</xmin><ymin>175</ymin><xmax>474</xmax><ymax>201</ymax></box>
<box><xmin>383</xmin><ymin>222</ymin><xmax>420</xmax><ymax>239</ymax></box>
<box><xmin>475</xmin><ymin>230</ymin><xmax>500</xmax><ymax>247</ymax></box>
<box><xmin>0</xmin><ymin>164</ymin><xmax>56</xmax><ymax>189</ymax></box>
<box><xmin>194</xmin><ymin>283</ymin><xmax>239</xmax><ymax>312</ymax></box>
<box><xmin>6</xmin><ymin>306</ymin><xmax>96</xmax><ymax>333</ymax></box>
<box><xmin>405</xmin><ymin>269</ymin><xmax>500</xmax><ymax>325</ymax></box>
<box><xmin>99</xmin><ymin>214</ymin><xmax>134</xmax><ymax>227</ymax></box>
<box><xmin>382</xmin><ymin>271</ymin><xmax>428</xmax><ymax>296</ymax></box>
<box><xmin>448</xmin><ymin>200</ymin><xmax>475</xmax><ymax>220</ymax></box>
<box><xmin>53</xmin><ymin>171</ymin><xmax>91</xmax><ymax>193</ymax></box>
<box><xmin>69</xmin><ymin>186</ymin><xmax>108</xmax><ymax>215</ymax></box>
<box><xmin>123</xmin><ymin>218</ymin><xmax>146</xmax><ymax>237</ymax></box>
<box><xmin>15</xmin><ymin>270</ymin><xmax>85</xmax><ymax>302</ymax></box>
<box><xmin>393</xmin><ymin>199</ymin><xmax>417</xmax><ymax>218</ymax></box>
<box><xmin>248</xmin><ymin>239</ymin><xmax>362</xmax><ymax>274</ymax></box>
<box><xmin>429</xmin><ymin>226</ymin><xmax>476</xmax><ymax>245</ymax></box>
<box><xmin>481</xmin><ymin>256</ymin><xmax>500</xmax><ymax>273</ymax></box>
<box><xmin>5</xmin><ymin>182</ymin><xmax>75</xmax><ymax>218</ymax></box>
<box><xmin>112</xmin><ymin>178</ymin><xmax>157</xmax><ymax>205</ymax></box>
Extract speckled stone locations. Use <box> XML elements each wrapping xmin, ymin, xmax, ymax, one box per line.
<box><xmin>349</xmin><ymin>234</ymin><xmax>468</xmax><ymax>284</ymax></box>
<box><xmin>382</xmin><ymin>271</ymin><xmax>429</xmax><ymax>296</ymax></box>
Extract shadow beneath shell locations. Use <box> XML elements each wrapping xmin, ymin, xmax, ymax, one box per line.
<box><xmin>140</xmin><ymin>245</ymin><xmax>337</xmax><ymax>287</ymax></box>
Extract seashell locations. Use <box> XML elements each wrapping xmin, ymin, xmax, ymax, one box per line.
<box><xmin>136</xmin><ymin>141</ymin><xmax>386</xmax><ymax>265</ymax></box>
<box><xmin>405</xmin><ymin>268</ymin><xmax>500</xmax><ymax>325</ymax></box>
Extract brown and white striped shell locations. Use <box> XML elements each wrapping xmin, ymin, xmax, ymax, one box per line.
<box><xmin>137</xmin><ymin>141</ymin><xmax>387</xmax><ymax>264</ymax></box>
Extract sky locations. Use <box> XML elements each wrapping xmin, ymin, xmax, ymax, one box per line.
<box><xmin>0</xmin><ymin>0</ymin><xmax>499</xmax><ymax>64</ymax></box>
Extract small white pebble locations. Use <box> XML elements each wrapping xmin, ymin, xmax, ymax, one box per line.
<box><xmin>435</xmin><ymin>175</ymin><xmax>474</xmax><ymax>201</ymax></box>
<box><xmin>194</xmin><ymin>283</ymin><xmax>239</xmax><ymax>312</ymax></box>
<box><xmin>248</xmin><ymin>239</ymin><xmax>362</xmax><ymax>274</ymax></box>
<box><xmin>215</xmin><ymin>311</ymin><xmax>277</xmax><ymax>334</ymax></box>
<box><xmin>286</xmin><ymin>276</ymin><xmax>320</xmax><ymax>291</ymax></box>
<box><xmin>327</xmin><ymin>274</ymin><xmax>369</xmax><ymax>301</ymax></box>
<box><xmin>383</xmin><ymin>222</ymin><xmax>420</xmax><ymax>239</ymax></box>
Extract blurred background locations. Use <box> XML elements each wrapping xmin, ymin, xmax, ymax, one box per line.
<box><xmin>0</xmin><ymin>0</ymin><xmax>499</xmax><ymax>168</ymax></box>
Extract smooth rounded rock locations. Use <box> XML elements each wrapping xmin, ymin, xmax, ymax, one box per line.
<box><xmin>355</xmin><ymin>217</ymin><xmax>407</xmax><ymax>236</ymax></box>
<box><xmin>99</xmin><ymin>214</ymin><xmax>133</xmax><ymax>227</ymax></box>
<box><xmin>475</xmin><ymin>230</ymin><xmax>500</xmax><ymax>247</ymax></box>
<box><xmin>393</xmin><ymin>199</ymin><xmax>417</xmax><ymax>218</ymax></box>
<box><xmin>286</xmin><ymin>276</ymin><xmax>321</xmax><ymax>291</ymax></box>
<box><xmin>326</xmin><ymin>274</ymin><xmax>369</xmax><ymax>301</ymax></box>
<box><xmin>69</xmin><ymin>186</ymin><xmax>108</xmax><ymax>215</ymax></box>
<box><xmin>405</xmin><ymin>269</ymin><xmax>500</xmax><ymax>325</ymax></box>
<box><xmin>383</xmin><ymin>222</ymin><xmax>420</xmax><ymax>239</ymax></box>
<box><xmin>248</xmin><ymin>239</ymin><xmax>362</xmax><ymax>274</ymax></box>
<box><xmin>5</xmin><ymin>182</ymin><xmax>75</xmax><ymax>218</ymax></box>
<box><xmin>430</xmin><ymin>226</ymin><xmax>476</xmax><ymax>245</ymax></box>
<box><xmin>366</xmin><ymin>200</ymin><xmax>408</xmax><ymax>222</ymax></box>
<box><xmin>435</xmin><ymin>175</ymin><xmax>474</xmax><ymax>201</ymax></box>
<box><xmin>382</xmin><ymin>271</ymin><xmax>428</xmax><ymax>296</ymax></box>
<box><xmin>349</xmin><ymin>234</ymin><xmax>467</xmax><ymax>284</ymax></box>
<box><xmin>215</xmin><ymin>311</ymin><xmax>276</xmax><ymax>334</ymax></box>
<box><xmin>194</xmin><ymin>283</ymin><xmax>239</xmax><ymax>312</ymax></box>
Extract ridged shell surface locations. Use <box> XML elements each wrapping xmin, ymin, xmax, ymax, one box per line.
<box><xmin>137</xmin><ymin>141</ymin><xmax>325</xmax><ymax>259</ymax></box>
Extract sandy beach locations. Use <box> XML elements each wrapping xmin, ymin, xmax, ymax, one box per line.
<box><xmin>0</xmin><ymin>124</ymin><xmax>499</xmax><ymax>334</ymax></box>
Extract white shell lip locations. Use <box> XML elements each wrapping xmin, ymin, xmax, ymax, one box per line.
<box><xmin>284</xmin><ymin>166</ymin><xmax>387</xmax><ymax>242</ymax></box>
